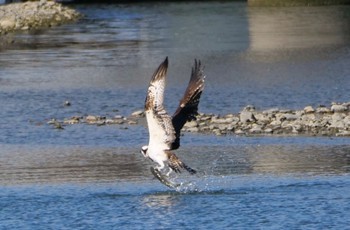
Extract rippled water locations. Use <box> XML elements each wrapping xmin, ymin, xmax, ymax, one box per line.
<box><xmin>1</xmin><ymin>141</ymin><xmax>350</xmax><ymax>229</ymax></box>
<box><xmin>1</xmin><ymin>2</ymin><xmax>350</xmax><ymax>229</ymax></box>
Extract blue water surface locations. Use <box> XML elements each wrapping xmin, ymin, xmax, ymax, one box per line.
<box><xmin>1</xmin><ymin>1</ymin><xmax>350</xmax><ymax>229</ymax></box>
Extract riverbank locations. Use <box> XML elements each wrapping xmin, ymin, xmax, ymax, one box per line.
<box><xmin>49</xmin><ymin>102</ymin><xmax>350</xmax><ymax>137</ymax></box>
<box><xmin>0</xmin><ymin>0</ymin><xmax>81</xmax><ymax>35</ymax></box>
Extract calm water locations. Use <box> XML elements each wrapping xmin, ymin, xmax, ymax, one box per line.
<box><xmin>1</xmin><ymin>2</ymin><xmax>350</xmax><ymax>229</ymax></box>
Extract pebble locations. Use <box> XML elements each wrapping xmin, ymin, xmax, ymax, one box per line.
<box><xmin>336</xmin><ymin>131</ymin><xmax>350</xmax><ymax>137</ymax></box>
<box><xmin>113</xmin><ymin>119</ymin><xmax>124</xmax><ymax>125</ymax></box>
<box><xmin>304</xmin><ymin>106</ymin><xmax>315</xmax><ymax>113</ymax></box>
<box><xmin>264</xmin><ymin>128</ymin><xmax>273</xmax><ymax>134</ymax></box>
<box><xmin>86</xmin><ymin>115</ymin><xmax>98</xmax><ymax>122</ymax></box>
<box><xmin>64</xmin><ymin>117</ymin><xmax>79</xmax><ymax>124</ymax></box>
<box><xmin>270</xmin><ymin>120</ymin><xmax>282</xmax><ymax>127</ymax></box>
<box><xmin>235</xmin><ymin>129</ymin><xmax>245</xmax><ymax>135</ymax></box>
<box><xmin>128</xmin><ymin>120</ymin><xmax>138</xmax><ymax>125</ymax></box>
<box><xmin>64</xmin><ymin>101</ymin><xmax>71</xmax><ymax>106</ymax></box>
<box><xmin>263</xmin><ymin>108</ymin><xmax>280</xmax><ymax>115</ymax></box>
<box><xmin>184</xmin><ymin>120</ymin><xmax>198</xmax><ymax>128</ymax></box>
<box><xmin>187</xmin><ymin>127</ymin><xmax>199</xmax><ymax>133</ymax></box>
<box><xmin>316</xmin><ymin>106</ymin><xmax>331</xmax><ymax>113</ymax></box>
<box><xmin>254</xmin><ymin>113</ymin><xmax>270</xmax><ymax>123</ymax></box>
<box><xmin>53</xmin><ymin>101</ymin><xmax>349</xmax><ymax>137</ymax></box>
<box><xmin>240</xmin><ymin>111</ymin><xmax>256</xmax><ymax>123</ymax></box>
<box><xmin>48</xmin><ymin>119</ymin><xmax>64</xmax><ymax>130</ymax></box>
<box><xmin>344</xmin><ymin>116</ymin><xmax>350</xmax><ymax>126</ymax></box>
<box><xmin>331</xmin><ymin>103</ymin><xmax>348</xmax><ymax>112</ymax></box>
<box><xmin>250</xmin><ymin>124</ymin><xmax>262</xmax><ymax>134</ymax></box>
<box><xmin>131</xmin><ymin>110</ymin><xmax>144</xmax><ymax>117</ymax></box>
<box><xmin>218</xmin><ymin>124</ymin><xmax>228</xmax><ymax>131</ymax></box>
<box><xmin>282</xmin><ymin>113</ymin><xmax>300</xmax><ymax>121</ymax></box>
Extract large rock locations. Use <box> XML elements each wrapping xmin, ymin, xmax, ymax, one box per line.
<box><xmin>240</xmin><ymin>107</ymin><xmax>256</xmax><ymax>123</ymax></box>
<box><xmin>331</xmin><ymin>103</ymin><xmax>348</xmax><ymax>112</ymax></box>
<box><xmin>330</xmin><ymin>113</ymin><xmax>346</xmax><ymax>128</ymax></box>
<box><xmin>0</xmin><ymin>18</ymin><xmax>16</xmax><ymax>30</ymax></box>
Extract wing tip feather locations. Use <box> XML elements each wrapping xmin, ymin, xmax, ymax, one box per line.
<box><xmin>151</xmin><ymin>56</ymin><xmax>169</xmax><ymax>82</ymax></box>
<box><xmin>191</xmin><ymin>58</ymin><xmax>205</xmax><ymax>83</ymax></box>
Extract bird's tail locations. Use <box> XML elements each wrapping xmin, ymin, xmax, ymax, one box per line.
<box><xmin>166</xmin><ymin>151</ymin><xmax>196</xmax><ymax>174</ymax></box>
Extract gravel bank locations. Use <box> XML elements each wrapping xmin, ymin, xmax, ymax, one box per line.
<box><xmin>0</xmin><ymin>0</ymin><xmax>81</xmax><ymax>34</ymax></box>
<box><xmin>49</xmin><ymin>102</ymin><xmax>350</xmax><ymax>137</ymax></box>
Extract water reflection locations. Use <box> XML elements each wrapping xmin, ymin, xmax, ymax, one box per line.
<box><xmin>248</xmin><ymin>145</ymin><xmax>350</xmax><ymax>174</ymax></box>
<box><xmin>179</xmin><ymin>144</ymin><xmax>350</xmax><ymax>176</ymax></box>
<box><xmin>247</xmin><ymin>6</ymin><xmax>350</xmax><ymax>51</ymax></box>
<box><xmin>1</xmin><ymin>144</ymin><xmax>349</xmax><ymax>185</ymax></box>
<box><xmin>0</xmin><ymin>146</ymin><xmax>150</xmax><ymax>185</ymax></box>
<box><xmin>142</xmin><ymin>193</ymin><xmax>178</xmax><ymax>208</ymax></box>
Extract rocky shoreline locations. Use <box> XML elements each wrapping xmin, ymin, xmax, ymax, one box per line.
<box><xmin>49</xmin><ymin>102</ymin><xmax>350</xmax><ymax>137</ymax></box>
<box><xmin>0</xmin><ymin>0</ymin><xmax>81</xmax><ymax>34</ymax></box>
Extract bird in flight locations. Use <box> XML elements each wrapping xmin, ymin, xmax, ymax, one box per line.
<box><xmin>141</xmin><ymin>57</ymin><xmax>205</xmax><ymax>177</ymax></box>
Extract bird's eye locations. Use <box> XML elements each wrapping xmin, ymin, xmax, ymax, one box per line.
<box><xmin>141</xmin><ymin>146</ymin><xmax>148</xmax><ymax>156</ymax></box>
<box><xmin>141</xmin><ymin>147</ymin><xmax>148</xmax><ymax>157</ymax></box>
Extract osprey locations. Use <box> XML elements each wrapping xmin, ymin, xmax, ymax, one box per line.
<box><xmin>141</xmin><ymin>57</ymin><xmax>205</xmax><ymax>176</ymax></box>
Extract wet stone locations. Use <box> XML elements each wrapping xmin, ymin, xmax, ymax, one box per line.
<box><xmin>282</xmin><ymin>114</ymin><xmax>300</xmax><ymax>121</ymax></box>
<box><xmin>331</xmin><ymin>104</ymin><xmax>348</xmax><ymax>112</ymax></box>
<box><xmin>54</xmin><ymin>102</ymin><xmax>350</xmax><ymax>137</ymax></box>
<box><xmin>184</xmin><ymin>120</ymin><xmax>198</xmax><ymax>128</ymax></box>
<box><xmin>250</xmin><ymin>124</ymin><xmax>262</xmax><ymax>134</ymax></box>
<box><xmin>304</xmin><ymin>106</ymin><xmax>315</xmax><ymax>114</ymax></box>
<box><xmin>263</xmin><ymin>108</ymin><xmax>280</xmax><ymax>115</ymax></box>
<box><xmin>86</xmin><ymin>115</ymin><xmax>98</xmax><ymax>122</ymax></box>
<box><xmin>218</xmin><ymin>124</ymin><xmax>228</xmax><ymax>131</ymax></box>
<box><xmin>316</xmin><ymin>106</ymin><xmax>331</xmax><ymax>114</ymax></box>
<box><xmin>131</xmin><ymin>110</ymin><xmax>144</xmax><ymax>117</ymax></box>
<box><xmin>254</xmin><ymin>113</ymin><xmax>270</xmax><ymax>123</ymax></box>
<box><xmin>264</xmin><ymin>128</ymin><xmax>273</xmax><ymax>134</ymax></box>
<box><xmin>336</xmin><ymin>131</ymin><xmax>350</xmax><ymax>137</ymax></box>
<box><xmin>64</xmin><ymin>118</ymin><xmax>79</xmax><ymax>124</ymax></box>
<box><xmin>240</xmin><ymin>111</ymin><xmax>256</xmax><ymax>123</ymax></box>
<box><xmin>235</xmin><ymin>129</ymin><xmax>245</xmax><ymax>135</ymax></box>
<box><xmin>227</xmin><ymin>124</ymin><xmax>235</xmax><ymax>131</ymax></box>
<box><xmin>187</xmin><ymin>127</ymin><xmax>199</xmax><ymax>133</ymax></box>
<box><xmin>128</xmin><ymin>120</ymin><xmax>138</xmax><ymax>125</ymax></box>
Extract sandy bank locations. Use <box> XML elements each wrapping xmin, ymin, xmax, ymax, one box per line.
<box><xmin>0</xmin><ymin>0</ymin><xmax>81</xmax><ymax>34</ymax></box>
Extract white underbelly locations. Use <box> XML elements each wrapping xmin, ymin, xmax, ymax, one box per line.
<box><xmin>148</xmin><ymin>148</ymin><xmax>167</xmax><ymax>164</ymax></box>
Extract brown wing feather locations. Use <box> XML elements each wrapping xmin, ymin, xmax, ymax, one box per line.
<box><xmin>145</xmin><ymin>57</ymin><xmax>168</xmax><ymax>111</ymax></box>
<box><xmin>171</xmin><ymin>59</ymin><xmax>205</xmax><ymax>150</ymax></box>
<box><xmin>144</xmin><ymin>57</ymin><xmax>176</xmax><ymax>148</ymax></box>
<box><xmin>166</xmin><ymin>151</ymin><xmax>196</xmax><ymax>174</ymax></box>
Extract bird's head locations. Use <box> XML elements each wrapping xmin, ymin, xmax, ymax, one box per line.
<box><xmin>141</xmin><ymin>145</ymin><xmax>148</xmax><ymax>157</ymax></box>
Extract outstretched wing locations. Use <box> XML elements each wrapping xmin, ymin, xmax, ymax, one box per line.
<box><xmin>171</xmin><ymin>59</ymin><xmax>205</xmax><ymax>150</ymax></box>
<box><xmin>145</xmin><ymin>57</ymin><xmax>176</xmax><ymax>150</ymax></box>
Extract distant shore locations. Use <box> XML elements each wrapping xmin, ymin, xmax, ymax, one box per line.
<box><xmin>49</xmin><ymin>102</ymin><xmax>350</xmax><ymax>137</ymax></box>
<box><xmin>248</xmin><ymin>0</ymin><xmax>350</xmax><ymax>7</ymax></box>
<box><xmin>0</xmin><ymin>0</ymin><xmax>81</xmax><ymax>35</ymax></box>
